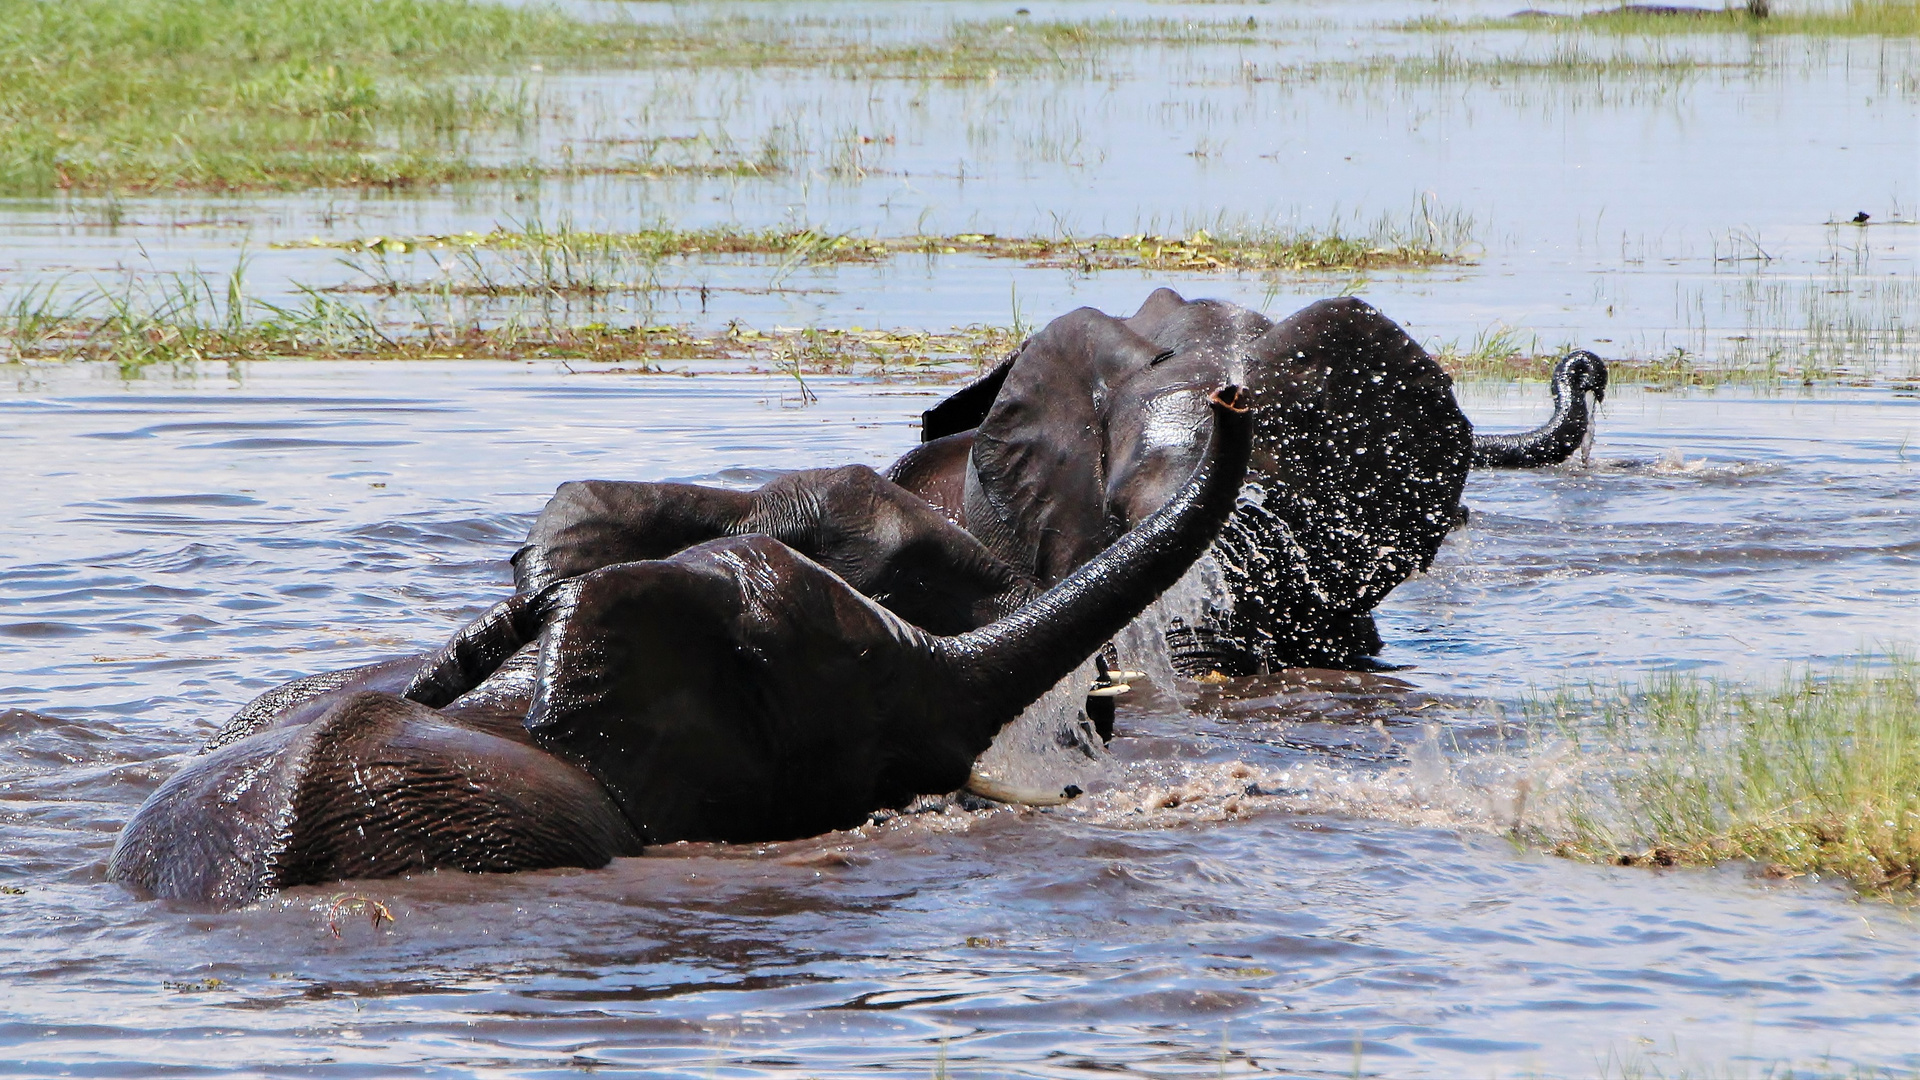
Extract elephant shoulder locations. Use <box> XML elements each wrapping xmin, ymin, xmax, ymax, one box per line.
<box><xmin>275</xmin><ymin>692</ymin><xmax>636</xmax><ymax>888</ymax></box>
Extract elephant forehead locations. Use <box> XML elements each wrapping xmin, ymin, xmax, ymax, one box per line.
<box><xmin>1124</xmin><ymin>291</ymin><xmax>1273</xmax><ymax>355</ymax></box>
<box><xmin>1128</xmin><ymin>382</ymin><xmax>1212</xmax><ymax>447</ymax></box>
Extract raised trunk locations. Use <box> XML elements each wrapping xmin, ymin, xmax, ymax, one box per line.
<box><xmin>935</xmin><ymin>386</ymin><xmax>1252</xmax><ymax>720</ymax></box>
<box><xmin>1470</xmin><ymin>350</ymin><xmax>1608</xmax><ymax>469</ymax></box>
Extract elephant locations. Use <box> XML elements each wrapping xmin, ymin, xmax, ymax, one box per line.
<box><xmin>884</xmin><ymin>289</ymin><xmax>1608</xmax><ymax>675</ymax></box>
<box><xmin>1468</xmin><ymin>350</ymin><xmax>1607</xmax><ymax>468</ymax></box>
<box><xmin>105</xmin><ymin>387</ymin><xmax>1253</xmax><ymax>908</ymax></box>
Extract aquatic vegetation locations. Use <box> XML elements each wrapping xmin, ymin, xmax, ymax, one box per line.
<box><xmin>283</xmin><ymin>210</ymin><xmax>1473</xmax><ymax>302</ymax></box>
<box><xmin>602</xmin><ymin>12</ymin><xmax>1268</xmax><ymax>77</ymax></box>
<box><xmin>1438</xmin><ymin>1</ymin><xmax>1920</xmax><ymax>38</ymax></box>
<box><xmin>1431</xmin><ymin>330</ymin><xmax>1817</xmax><ymax>388</ymax></box>
<box><xmin>915</xmin><ymin>216</ymin><xmax>1468</xmax><ymax>274</ymax></box>
<box><xmin>1543</xmin><ymin>657</ymin><xmax>1920</xmax><ymax>896</ymax></box>
<box><xmin>1429</xmin><ymin>324</ymin><xmax>1548</xmax><ymax>380</ymax></box>
<box><xmin>1713</xmin><ymin>271</ymin><xmax>1920</xmax><ymax>384</ymax></box>
<box><xmin>0</xmin><ymin>268</ymin><xmax>1017</xmax><ymax>377</ymax></box>
<box><xmin>1288</xmin><ymin>40</ymin><xmax>1721</xmax><ymax>84</ymax></box>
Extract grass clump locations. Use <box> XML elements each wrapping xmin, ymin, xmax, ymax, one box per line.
<box><xmin>1432</xmin><ymin>338</ymin><xmax>1788</xmax><ymax>388</ymax></box>
<box><xmin>593</xmin><ymin>13</ymin><xmax>1267</xmax><ymax>77</ymax></box>
<box><xmin>1546</xmin><ymin>657</ymin><xmax>1920</xmax><ymax>896</ymax></box>
<box><xmin>915</xmin><ymin>224</ymin><xmax>1464</xmax><ymax>274</ymax></box>
<box><xmin>1562</xmin><ymin>0</ymin><xmax>1920</xmax><ymax>37</ymax></box>
<box><xmin>286</xmin><ymin>206</ymin><xmax>1475</xmax><ymax>301</ymax></box>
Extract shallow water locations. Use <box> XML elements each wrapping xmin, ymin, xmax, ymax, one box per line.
<box><xmin>3</xmin><ymin>0</ymin><xmax>1919</xmax><ymax>1072</ymax></box>
<box><xmin>2</xmin><ymin>361</ymin><xmax>1916</xmax><ymax>1076</ymax></box>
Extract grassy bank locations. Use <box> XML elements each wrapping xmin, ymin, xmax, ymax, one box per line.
<box><xmin>1413</xmin><ymin>0</ymin><xmax>1920</xmax><ymax>36</ymax></box>
<box><xmin>1545</xmin><ymin>658</ymin><xmax>1920</xmax><ymax>895</ymax></box>
<box><xmin>0</xmin><ymin>0</ymin><xmax>1272</xmax><ymax>194</ymax></box>
<box><xmin>11</xmin><ymin>0</ymin><xmax>1859</xmax><ymax>198</ymax></box>
<box><xmin>0</xmin><ymin>0</ymin><xmax>611</xmax><ymax>192</ymax></box>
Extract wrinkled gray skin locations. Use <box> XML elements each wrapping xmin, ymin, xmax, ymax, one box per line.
<box><xmin>107</xmin><ymin>389</ymin><xmax>1253</xmax><ymax>909</ymax></box>
<box><xmin>889</xmin><ymin>290</ymin><xmax>1605</xmax><ymax>674</ymax></box>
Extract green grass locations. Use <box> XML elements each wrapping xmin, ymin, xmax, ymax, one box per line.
<box><xmin>599</xmin><ymin>12</ymin><xmax>1267</xmax><ymax>75</ymax></box>
<box><xmin>1563</xmin><ymin>0</ymin><xmax>1920</xmax><ymax>37</ymax></box>
<box><xmin>912</xmin><ymin>219</ymin><xmax>1467</xmax><ymax>274</ymax></box>
<box><xmin>0</xmin><ymin>0</ymin><xmax>604</xmax><ymax>192</ymax></box>
<box><xmin>1412</xmin><ymin>0</ymin><xmax>1920</xmax><ymax>37</ymax></box>
<box><xmin>0</xmin><ymin>0</ymin><xmax>1275</xmax><ymax>194</ymax></box>
<box><xmin>281</xmin><ymin>206</ymin><xmax>1476</xmax><ymax>302</ymax></box>
<box><xmin>1430</xmin><ymin>331</ymin><xmax>1811</xmax><ymax>388</ymax></box>
<box><xmin>9</xmin><ymin>0</ymin><xmax>1897</xmax><ymax>195</ymax></box>
<box><xmin>1543</xmin><ymin>657</ymin><xmax>1920</xmax><ymax>896</ymax></box>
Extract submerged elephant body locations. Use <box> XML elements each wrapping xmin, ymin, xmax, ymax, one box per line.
<box><xmin>108</xmin><ymin>389</ymin><xmax>1254</xmax><ymax>907</ymax></box>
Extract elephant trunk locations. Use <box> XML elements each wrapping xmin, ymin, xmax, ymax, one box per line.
<box><xmin>934</xmin><ymin>386</ymin><xmax>1252</xmax><ymax>722</ymax></box>
<box><xmin>1470</xmin><ymin>350</ymin><xmax>1609</xmax><ymax>469</ymax></box>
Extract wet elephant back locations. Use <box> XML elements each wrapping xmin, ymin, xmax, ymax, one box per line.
<box><xmin>110</xmin><ymin>689</ymin><xmax>638</xmax><ymax>907</ymax></box>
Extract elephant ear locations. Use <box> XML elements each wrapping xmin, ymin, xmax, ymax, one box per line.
<box><xmin>968</xmin><ymin>307</ymin><xmax>1162</xmax><ymax>582</ymax></box>
<box><xmin>920</xmin><ymin>349</ymin><xmax>1020</xmax><ymax>441</ymax></box>
<box><xmin>1241</xmin><ymin>297</ymin><xmax>1471</xmax><ymax>614</ymax></box>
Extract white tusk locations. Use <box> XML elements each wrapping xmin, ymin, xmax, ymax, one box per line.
<box><xmin>1086</xmin><ymin>683</ymin><xmax>1131</xmax><ymax>697</ymax></box>
<box><xmin>967</xmin><ymin>770</ymin><xmax>1083</xmax><ymax>806</ymax></box>
<box><xmin>1111</xmin><ymin>670</ymin><xmax>1148</xmax><ymax>682</ymax></box>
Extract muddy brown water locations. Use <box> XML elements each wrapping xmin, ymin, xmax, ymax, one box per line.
<box><xmin>1</xmin><ymin>361</ymin><xmax>1915</xmax><ymax>1076</ymax></box>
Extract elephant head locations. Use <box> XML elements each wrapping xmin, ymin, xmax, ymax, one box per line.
<box><xmin>896</xmin><ymin>289</ymin><xmax>1475</xmax><ymax>672</ymax></box>
<box><xmin>106</xmin><ymin>387</ymin><xmax>1253</xmax><ymax>905</ymax></box>
<box><xmin>521</xmin><ymin>385</ymin><xmax>1252</xmax><ymax>843</ymax></box>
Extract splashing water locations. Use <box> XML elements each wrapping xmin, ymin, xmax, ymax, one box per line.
<box><xmin>972</xmin><ymin>553</ymin><xmax>1232</xmax><ymax>802</ymax></box>
<box><xmin>969</xmin><ymin>654</ymin><xmax>1105</xmax><ymax>803</ymax></box>
<box><xmin>1112</xmin><ymin>551</ymin><xmax>1232</xmax><ymax>695</ymax></box>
